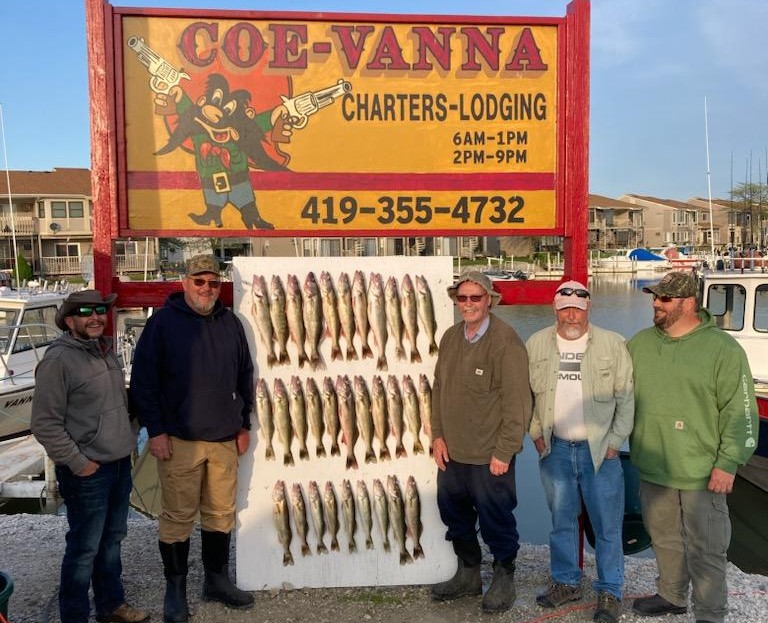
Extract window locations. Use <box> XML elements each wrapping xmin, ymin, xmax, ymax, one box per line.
<box><xmin>69</xmin><ymin>201</ymin><xmax>84</xmax><ymax>218</ymax></box>
<box><xmin>54</xmin><ymin>243</ymin><xmax>80</xmax><ymax>257</ymax></box>
<box><xmin>51</xmin><ymin>201</ymin><xmax>67</xmax><ymax>219</ymax></box>
<box><xmin>115</xmin><ymin>241</ymin><xmax>138</xmax><ymax>256</ymax></box>
<box><xmin>756</xmin><ymin>285</ymin><xmax>768</xmax><ymax>333</ymax></box>
<box><xmin>707</xmin><ymin>284</ymin><xmax>745</xmax><ymax>331</ymax></box>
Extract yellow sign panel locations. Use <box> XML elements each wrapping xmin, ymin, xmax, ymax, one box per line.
<box><xmin>121</xmin><ymin>15</ymin><xmax>559</xmax><ymax>233</ymax></box>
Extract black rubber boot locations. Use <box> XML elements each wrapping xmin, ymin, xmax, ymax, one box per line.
<box><xmin>201</xmin><ymin>530</ymin><xmax>254</xmax><ymax>609</ymax></box>
<box><xmin>482</xmin><ymin>556</ymin><xmax>516</xmax><ymax>613</ymax></box>
<box><xmin>188</xmin><ymin>208</ymin><xmax>223</xmax><ymax>228</ymax></box>
<box><xmin>431</xmin><ymin>538</ymin><xmax>482</xmax><ymax>601</ymax></box>
<box><xmin>240</xmin><ymin>202</ymin><xmax>275</xmax><ymax>230</ymax></box>
<box><xmin>159</xmin><ymin>539</ymin><xmax>190</xmax><ymax>623</ymax></box>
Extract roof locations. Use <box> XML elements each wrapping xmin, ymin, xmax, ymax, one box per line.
<box><xmin>588</xmin><ymin>194</ymin><xmax>638</xmax><ymax>209</ymax></box>
<box><xmin>0</xmin><ymin>168</ymin><xmax>91</xmax><ymax>197</ymax></box>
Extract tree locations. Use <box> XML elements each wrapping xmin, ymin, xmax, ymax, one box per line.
<box><xmin>729</xmin><ymin>182</ymin><xmax>768</xmax><ymax>247</ymax></box>
<box><xmin>13</xmin><ymin>254</ymin><xmax>34</xmax><ymax>284</ymax></box>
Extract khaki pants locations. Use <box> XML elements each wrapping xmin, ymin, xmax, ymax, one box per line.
<box><xmin>640</xmin><ymin>481</ymin><xmax>731</xmax><ymax>623</ymax></box>
<box><xmin>158</xmin><ymin>437</ymin><xmax>238</xmax><ymax>543</ymax></box>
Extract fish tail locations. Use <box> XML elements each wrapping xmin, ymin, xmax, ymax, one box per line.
<box><xmin>366</xmin><ymin>537</ymin><xmax>374</xmax><ymax>550</ymax></box>
<box><xmin>346</xmin><ymin>345</ymin><xmax>359</xmax><ymax>360</ymax></box>
<box><xmin>265</xmin><ymin>445</ymin><xmax>275</xmax><ymax>461</ymax></box>
<box><xmin>346</xmin><ymin>454</ymin><xmax>359</xmax><ymax>470</ymax></box>
<box><xmin>399</xmin><ymin>550</ymin><xmax>413</xmax><ymax>565</ymax></box>
<box><xmin>413</xmin><ymin>439</ymin><xmax>425</xmax><ymax>455</ymax></box>
<box><xmin>383</xmin><ymin>539</ymin><xmax>391</xmax><ymax>553</ymax></box>
<box><xmin>396</xmin><ymin>443</ymin><xmax>407</xmax><ymax>458</ymax></box>
<box><xmin>267</xmin><ymin>353</ymin><xmax>278</xmax><ymax>367</ymax></box>
<box><xmin>331</xmin><ymin>345</ymin><xmax>342</xmax><ymax>361</ymax></box>
<box><xmin>298</xmin><ymin>352</ymin><xmax>309</xmax><ymax>368</ymax></box>
<box><xmin>317</xmin><ymin>542</ymin><xmax>328</xmax><ymax>555</ymax></box>
<box><xmin>410</xmin><ymin>349</ymin><xmax>422</xmax><ymax>364</ymax></box>
<box><xmin>330</xmin><ymin>442</ymin><xmax>341</xmax><ymax>457</ymax></box>
<box><xmin>429</xmin><ymin>341</ymin><xmax>438</xmax><ymax>355</ymax></box>
<box><xmin>361</xmin><ymin>344</ymin><xmax>374</xmax><ymax>359</ymax></box>
<box><xmin>379</xmin><ymin>445</ymin><xmax>391</xmax><ymax>461</ymax></box>
<box><xmin>316</xmin><ymin>444</ymin><xmax>327</xmax><ymax>458</ymax></box>
<box><xmin>348</xmin><ymin>540</ymin><xmax>357</xmax><ymax>553</ymax></box>
<box><xmin>283</xmin><ymin>552</ymin><xmax>294</xmax><ymax>566</ymax></box>
<box><xmin>365</xmin><ymin>450</ymin><xmax>377</xmax><ymax>464</ymax></box>
<box><xmin>284</xmin><ymin>452</ymin><xmax>295</xmax><ymax>466</ymax></box>
<box><xmin>413</xmin><ymin>544</ymin><xmax>425</xmax><ymax>559</ymax></box>
<box><xmin>376</xmin><ymin>355</ymin><xmax>388</xmax><ymax>371</ymax></box>
<box><xmin>395</xmin><ymin>346</ymin><xmax>406</xmax><ymax>361</ymax></box>
<box><xmin>331</xmin><ymin>537</ymin><xmax>340</xmax><ymax>552</ymax></box>
<box><xmin>301</xmin><ymin>543</ymin><xmax>311</xmax><ymax>556</ymax></box>
<box><xmin>299</xmin><ymin>447</ymin><xmax>309</xmax><ymax>460</ymax></box>
<box><xmin>278</xmin><ymin>351</ymin><xmax>290</xmax><ymax>365</ymax></box>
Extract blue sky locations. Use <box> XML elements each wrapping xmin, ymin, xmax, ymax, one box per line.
<box><xmin>1</xmin><ymin>0</ymin><xmax>767</xmax><ymax>202</ymax></box>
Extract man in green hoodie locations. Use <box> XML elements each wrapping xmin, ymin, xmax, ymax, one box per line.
<box><xmin>627</xmin><ymin>271</ymin><xmax>758</xmax><ymax>623</ymax></box>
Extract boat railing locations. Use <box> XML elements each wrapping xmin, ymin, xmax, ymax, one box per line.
<box><xmin>0</xmin><ymin>322</ymin><xmax>62</xmax><ymax>384</ymax></box>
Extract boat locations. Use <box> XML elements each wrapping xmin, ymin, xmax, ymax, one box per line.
<box><xmin>593</xmin><ymin>248</ymin><xmax>671</xmax><ymax>273</ymax></box>
<box><xmin>0</xmin><ymin>288</ymin><xmax>67</xmax><ymax>441</ymax></box>
<box><xmin>486</xmin><ymin>269</ymin><xmax>532</xmax><ymax>305</ymax></box>
<box><xmin>654</xmin><ymin>245</ymin><xmax>706</xmax><ymax>271</ymax></box>
<box><xmin>701</xmin><ymin>269</ymin><xmax>768</xmax><ymax>491</ymax></box>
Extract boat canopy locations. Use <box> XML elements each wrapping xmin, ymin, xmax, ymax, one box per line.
<box><xmin>628</xmin><ymin>248</ymin><xmax>666</xmax><ymax>262</ymax></box>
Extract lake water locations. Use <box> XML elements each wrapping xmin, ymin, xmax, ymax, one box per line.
<box><xmin>491</xmin><ymin>273</ymin><xmax>656</xmax><ymax>547</ymax></box>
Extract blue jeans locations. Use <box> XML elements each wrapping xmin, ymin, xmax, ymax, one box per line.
<box><xmin>437</xmin><ymin>459</ymin><xmax>519</xmax><ymax>561</ymax></box>
<box><xmin>56</xmin><ymin>457</ymin><xmax>132</xmax><ymax>623</ymax></box>
<box><xmin>540</xmin><ymin>438</ymin><xmax>624</xmax><ymax>597</ymax></box>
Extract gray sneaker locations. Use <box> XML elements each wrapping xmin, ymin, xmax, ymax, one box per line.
<box><xmin>536</xmin><ymin>582</ymin><xmax>582</xmax><ymax>608</ymax></box>
<box><xmin>594</xmin><ymin>591</ymin><xmax>621</xmax><ymax>623</ymax></box>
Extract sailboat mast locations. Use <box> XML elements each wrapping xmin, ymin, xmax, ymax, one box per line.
<box><xmin>704</xmin><ymin>98</ymin><xmax>716</xmax><ymax>259</ymax></box>
<box><xmin>0</xmin><ymin>103</ymin><xmax>20</xmax><ymax>284</ymax></box>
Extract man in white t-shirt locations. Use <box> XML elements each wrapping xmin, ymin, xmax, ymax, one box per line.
<box><xmin>526</xmin><ymin>281</ymin><xmax>635</xmax><ymax>623</ymax></box>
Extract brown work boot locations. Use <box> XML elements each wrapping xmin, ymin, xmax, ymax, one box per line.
<box><xmin>594</xmin><ymin>591</ymin><xmax>621</xmax><ymax>622</ymax></box>
<box><xmin>431</xmin><ymin>558</ymin><xmax>482</xmax><ymax>601</ymax></box>
<box><xmin>481</xmin><ymin>557</ymin><xmax>516</xmax><ymax>613</ymax></box>
<box><xmin>95</xmin><ymin>602</ymin><xmax>150</xmax><ymax>623</ymax></box>
<box><xmin>536</xmin><ymin>582</ymin><xmax>582</xmax><ymax>608</ymax></box>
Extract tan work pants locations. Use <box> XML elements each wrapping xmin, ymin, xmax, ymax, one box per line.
<box><xmin>157</xmin><ymin>437</ymin><xmax>238</xmax><ymax>543</ymax></box>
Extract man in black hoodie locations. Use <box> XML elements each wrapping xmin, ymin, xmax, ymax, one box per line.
<box><xmin>130</xmin><ymin>254</ymin><xmax>254</xmax><ymax>622</ymax></box>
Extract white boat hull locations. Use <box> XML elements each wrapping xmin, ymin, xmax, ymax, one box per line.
<box><xmin>0</xmin><ymin>384</ymin><xmax>36</xmax><ymax>441</ymax></box>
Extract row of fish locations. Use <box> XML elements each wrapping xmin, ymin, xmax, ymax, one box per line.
<box><xmin>251</xmin><ymin>271</ymin><xmax>439</xmax><ymax>372</ymax></box>
<box><xmin>256</xmin><ymin>373</ymin><xmax>433</xmax><ymax>468</ymax></box>
<box><xmin>272</xmin><ymin>475</ymin><xmax>424</xmax><ymax>566</ymax></box>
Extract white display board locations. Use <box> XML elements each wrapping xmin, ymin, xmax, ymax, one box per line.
<box><xmin>233</xmin><ymin>256</ymin><xmax>456</xmax><ymax>589</ymax></box>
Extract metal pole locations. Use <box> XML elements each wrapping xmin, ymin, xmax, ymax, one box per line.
<box><xmin>704</xmin><ymin>98</ymin><xmax>716</xmax><ymax>258</ymax></box>
<box><xmin>0</xmin><ymin>103</ymin><xmax>20</xmax><ymax>283</ymax></box>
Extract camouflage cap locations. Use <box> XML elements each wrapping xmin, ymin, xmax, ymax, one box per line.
<box><xmin>185</xmin><ymin>254</ymin><xmax>220</xmax><ymax>276</ymax></box>
<box><xmin>642</xmin><ymin>271</ymin><xmax>698</xmax><ymax>298</ymax></box>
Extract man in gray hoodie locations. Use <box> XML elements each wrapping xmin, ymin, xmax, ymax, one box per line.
<box><xmin>31</xmin><ymin>290</ymin><xmax>147</xmax><ymax>623</ymax></box>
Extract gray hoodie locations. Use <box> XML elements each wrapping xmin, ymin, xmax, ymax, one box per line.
<box><xmin>31</xmin><ymin>332</ymin><xmax>137</xmax><ymax>474</ymax></box>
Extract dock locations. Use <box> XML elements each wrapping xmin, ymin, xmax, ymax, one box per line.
<box><xmin>0</xmin><ymin>434</ymin><xmax>56</xmax><ymax>500</ymax></box>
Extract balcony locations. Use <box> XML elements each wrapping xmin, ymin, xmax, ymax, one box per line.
<box><xmin>0</xmin><ymin>216</ymin><xmax>35</xmax><ymax>236</ymax></box>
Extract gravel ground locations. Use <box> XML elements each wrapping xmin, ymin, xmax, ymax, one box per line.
<box><xmin>2</xmin><ymin>513</ymin><xmax>767</xmax><ymax>623</ymax></box>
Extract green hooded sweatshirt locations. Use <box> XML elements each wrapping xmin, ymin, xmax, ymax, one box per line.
<box><xmin>627</xmin><ymin>308</ymin><xmax>758</xmax><ymax>490</ymax></box>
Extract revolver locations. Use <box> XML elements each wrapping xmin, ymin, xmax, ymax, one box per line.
<box><xmin>127</xmin><ymin>36</ymin><xmax>190</xmax><ymax>95</ymax></box>
<box><xmin>280</xmin><ymin>79</ymin><xmax>352</xmax><ymax>129</ymax></box>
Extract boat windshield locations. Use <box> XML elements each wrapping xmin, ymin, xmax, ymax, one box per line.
<box><xmin>0</xmin><ymin>305</ymin><xmax>60</xmax><ymax>354</ymax></box>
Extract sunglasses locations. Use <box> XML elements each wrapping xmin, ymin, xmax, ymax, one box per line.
<box><xmin>455</xmin><ymin>294</ymin><xmax>486</xmax><ymax>303</ymax></box>
<box><xmin>72</xmin><ymin>305</ymin><xmax>108</xmax><ymax>317</ymax></box>
<box><xmin>556</xmin><ymin>288</ymin><xmax>590</xmax><ymax>298</ymax></box>
<box><xmin>191</xmin><ymin>277</ymin><xmax>221</xmax><ymax>289</ymax></box>
<box><xmin>652</xmin><ymin>294</ymin><xmax>677</xmax><ymax>303</ymax></box>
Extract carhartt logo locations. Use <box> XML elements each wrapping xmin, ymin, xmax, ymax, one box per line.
<box><xmin>674</xmin><ymin>421</ymin><xmax>684</xmax><ymax>430</ymax></box>
<box><xmin>475</xmin><ymin>368</ymin><xmax>484</xmax><ymax>376</ymax></box>
<box><xmin>746</xmin><ymin>437</ymin><xmax>756</xmax><ymax>448</ymax></box>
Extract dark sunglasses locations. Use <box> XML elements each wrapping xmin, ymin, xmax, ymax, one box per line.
<box><xmin>191</xmin><ymin>277</ymin><xmax>221</xmax><ymax>289</ymax></box>
<box><xmin>556</xmin><ymin>288</ymin><xmax>590</xmax><ymax>298</ymax></box>
<box><xmin>652</xmin><ymin>294</ymin><xmax>677</xmax><ymax>303</ymax></box>
<box><xmin>455</xmin><ymin>294</ymin><xmax>486</xmax><ymax>303</ymax></box>
<box><xmin>72</xmin><ymin>305</ymin><xmax>108</xmax><ymax>317</ymax></box>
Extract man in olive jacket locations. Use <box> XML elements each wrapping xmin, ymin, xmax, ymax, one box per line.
<box><xmin>430</xmin><ymin>271</ymin><xmax>532</xmax><ymax>613</ymax></box>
